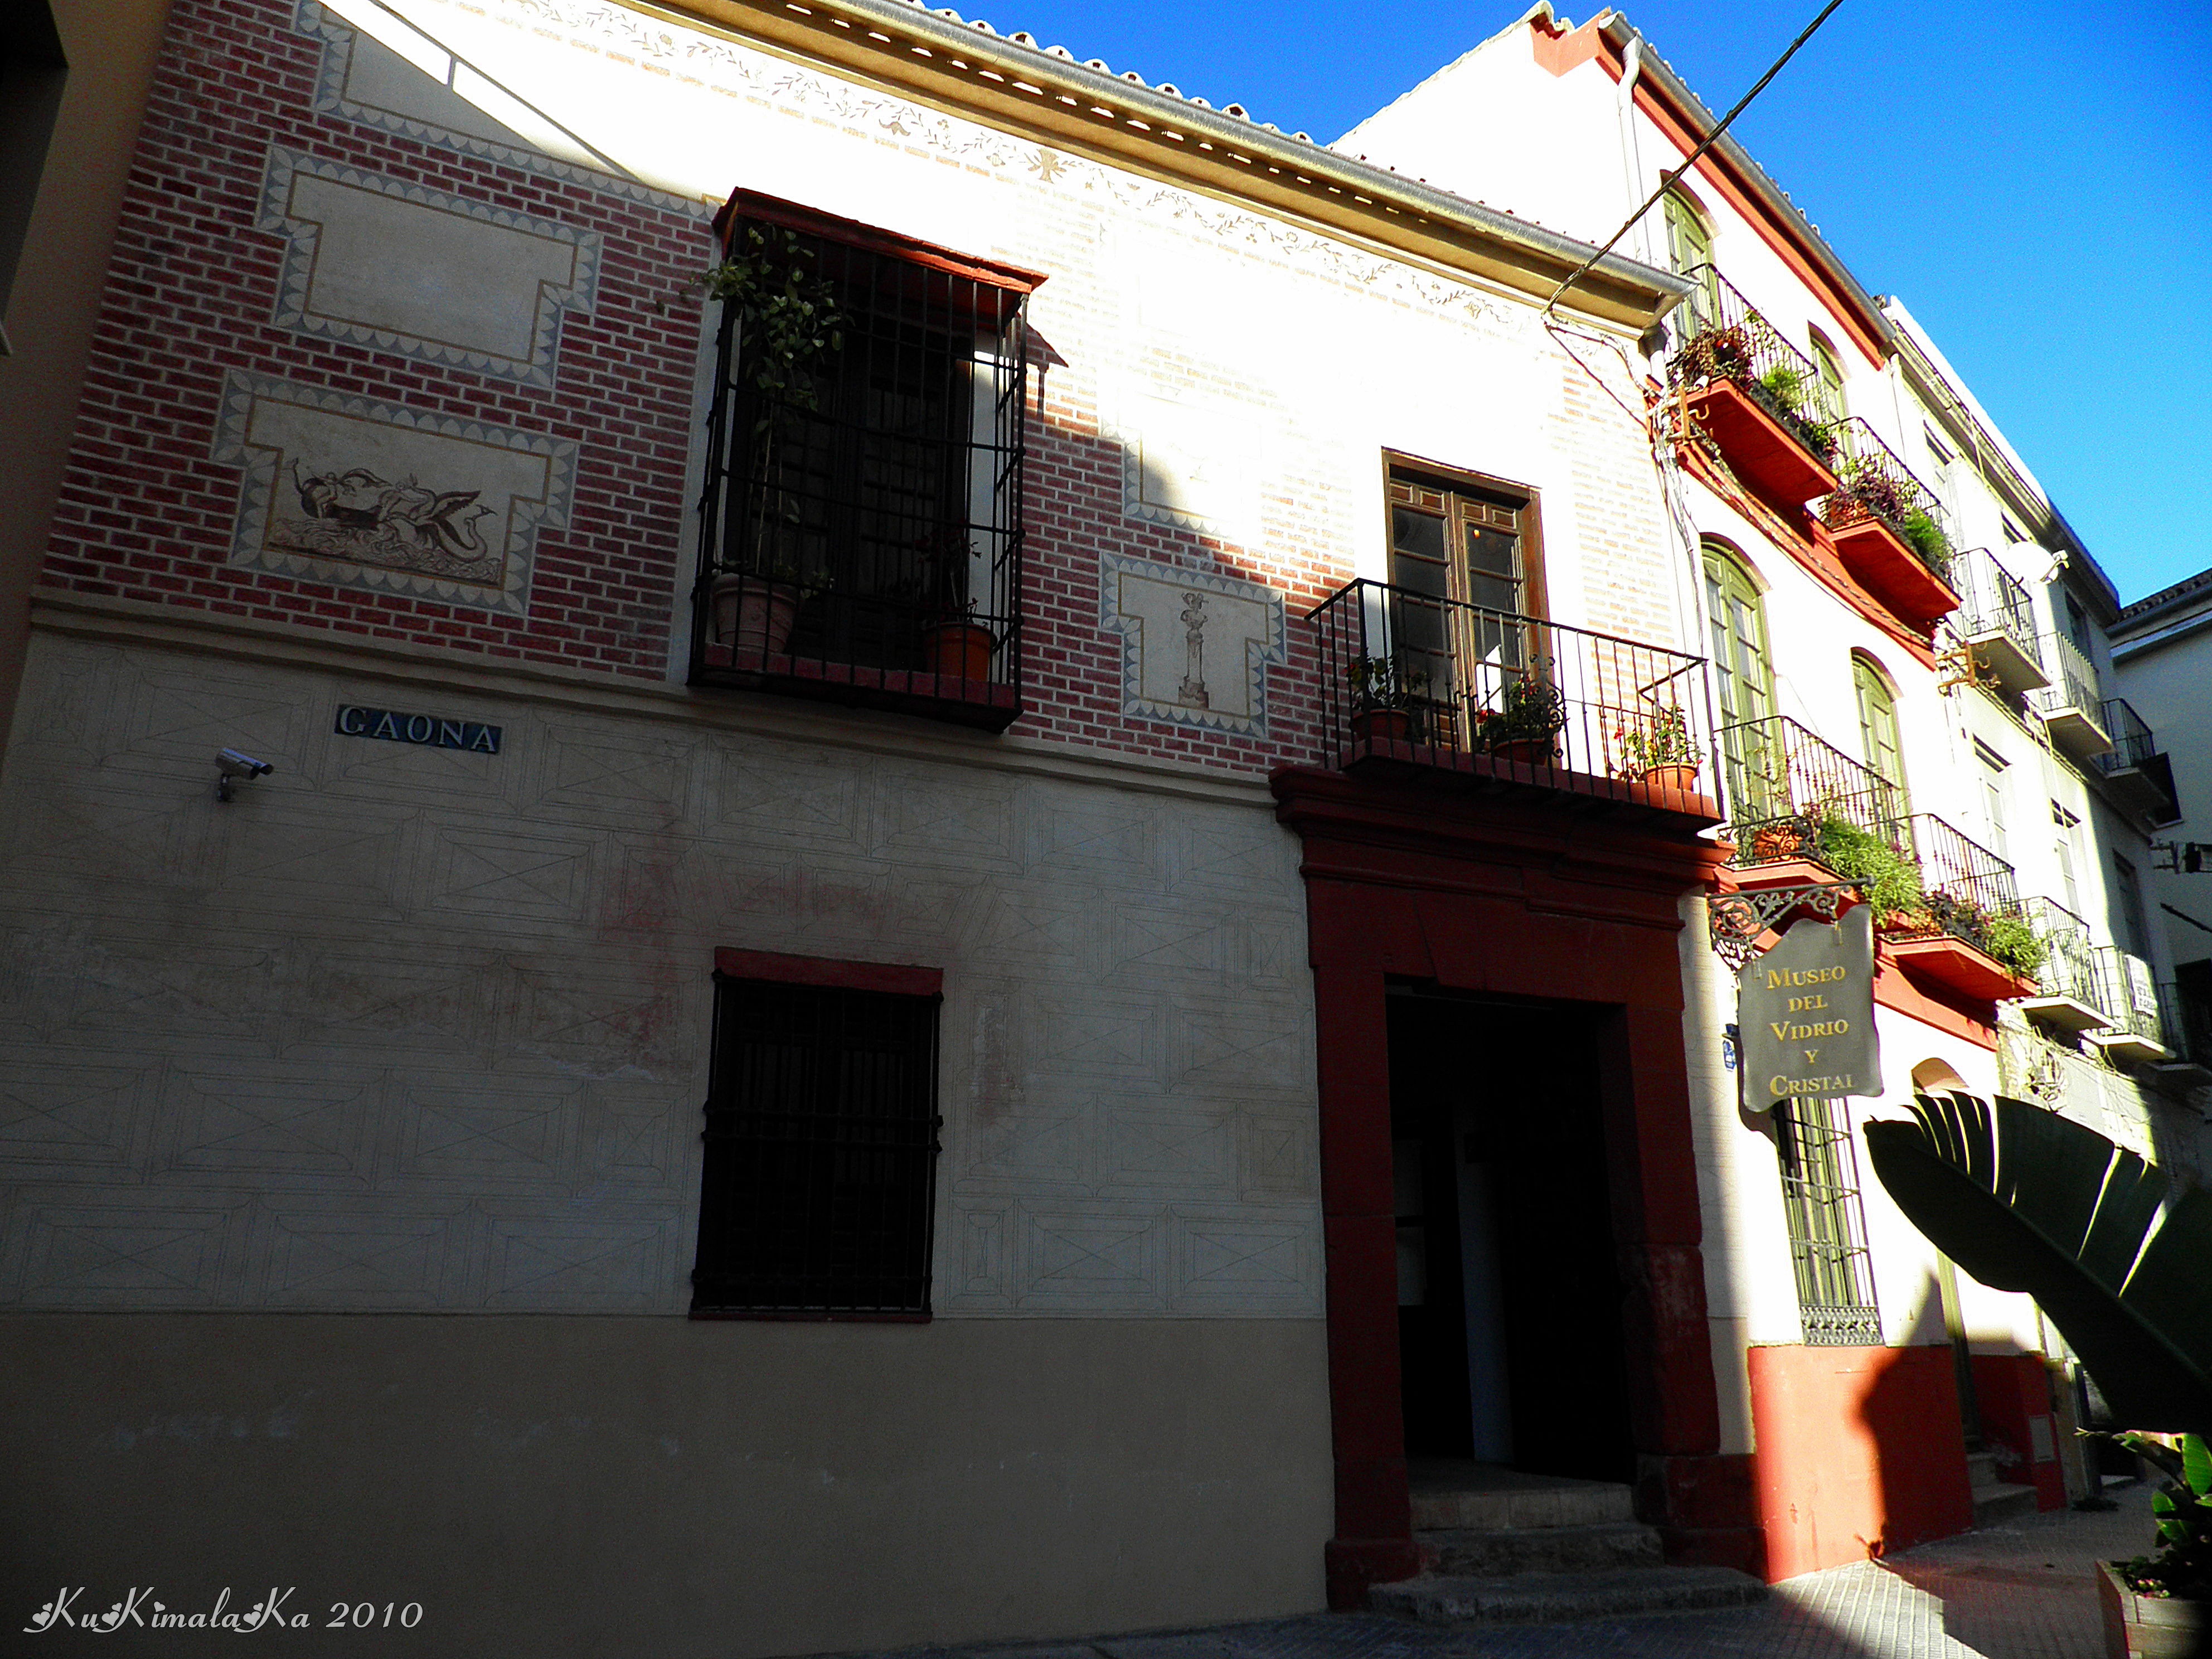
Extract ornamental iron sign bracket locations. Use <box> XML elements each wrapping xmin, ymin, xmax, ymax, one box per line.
<box><xmin>1705</xmin><ymin>879</ymin><xmax>1866</xmax><ymax>974</ymax></box>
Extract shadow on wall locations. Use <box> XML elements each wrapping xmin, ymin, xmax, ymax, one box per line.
<box><xmin>1749</xmin><ymin>1298</ymin><xmax>1976</xmax><ymax>1580</ymax></box>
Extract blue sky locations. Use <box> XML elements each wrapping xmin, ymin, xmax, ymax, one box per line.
<box><xmin>987</xmin><ymin>1</ymin><xmax>2212</xmax><ymax>604</ymax></box>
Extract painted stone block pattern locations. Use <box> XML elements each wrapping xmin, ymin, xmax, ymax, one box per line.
<box><xmin>0</xmin><ymin>634</ymin><xmax>1321</xmax><ymax>1316</ymax></box>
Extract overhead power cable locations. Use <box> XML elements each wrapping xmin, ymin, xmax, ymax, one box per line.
<box><xmin>1541</xmin><ymin>0</ymin><xmax>1849</xmax><ymax>320</ymax></box>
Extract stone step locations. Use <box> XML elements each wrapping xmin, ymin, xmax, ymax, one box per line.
<box><xmin>1371</xmin><ymin>1565</ymin><xmax>1768</xmax><ymax>1626</ymax></box>
<box><xmin>1966</xmin><ymin>1449</ymin><xmax>1997</xmax><ymax>1487</ymax></box>
<box><xmin>1971</xmin><ymin>1480</ymin><xmax>2040</xmax><ymax>1525</ymax></box>
<box><xmin>1420</xmin><ymin>1521</ymin><xmax>1663</xmax><ymax>1576</ymax></box>
<box><xmin>1408</xmin><ymin>1473</ymin><xmax>1636</xmax><ymax>1531</ymax></box>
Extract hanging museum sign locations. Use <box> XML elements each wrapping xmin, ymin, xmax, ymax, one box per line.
<box><xmin>1738</xmin><ymin>905</ymin><xmax>1880</xmax><ymax>1108</ymax></box>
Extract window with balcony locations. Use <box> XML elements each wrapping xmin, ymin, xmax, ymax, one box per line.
<box><xmin>1663</xmin><ymin>189</ymin><xmax>1718</xmax><ymax>332</ymax></box>
<box><xmin>691</xmin><ymin>192</ymin><xmax>1044</xmax><ymax>730</ymax></box>
<box><xmin>1305</xmin><ymin>463</ymin><xmax>1713</xmax><ymax>810</ymax></box>
<box><xmin>692</xmin><ymin>954</ymin><xmax>944</xmax><ymax>1318</ymax></box>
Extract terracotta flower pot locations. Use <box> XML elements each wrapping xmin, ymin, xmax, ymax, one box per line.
<box><xmin>1490</xmin><ymin>737</ymin><xmax>1557</xmax><ymax>766</ymax></box>
<box><xmin>1642</xmin><ymin>763</ymin><xmax>1701</xmax><ymax>793</ymax></box>
<box><xmin>711</xmin><ymin>575</ymin><xmax>802</xmax><ymax>656</ymax></box>
<box><xmin>924</xmin><ymin>619</ymin><xmax>993</xmax><ymax>681</ymax></box>
<box><xmin>1351</xmin><ymin>709</ymin><xmax>1412</xmax><ymax>744</ymax></box>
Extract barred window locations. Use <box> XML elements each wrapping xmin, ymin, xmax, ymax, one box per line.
<box><xmin>692</xmin><ymin>954</ymin><xmax>943</xmax><ymax>1318</ymax></box>
<box><xmin>1773</xmin><ymin>1097</ymin><xmax>1881</xmax><ymax>1345</ymax></box>
<box><xmin>691</xmin><ymin>191</ymin><xmax>1042</xmax><ymax>730</ymax></box>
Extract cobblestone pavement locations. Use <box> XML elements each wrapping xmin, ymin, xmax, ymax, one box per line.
<box><xmin>833</xmin><ymin>1482</ymin><xmax>2157</xmax><ymax>1659</ymax></box>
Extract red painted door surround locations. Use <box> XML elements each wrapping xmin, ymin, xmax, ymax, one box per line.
<box><xmin>1269</xmin><ymin>766</ymin><xmax>1757</xmax><ymax>1605</ymax></box>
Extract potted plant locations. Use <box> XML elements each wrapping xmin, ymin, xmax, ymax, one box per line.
<box><xmin>1474</xmin><ymin>672</ymin><xmax>1568</xmax><ymax>764</ymax></box>
<box><xmin>695</xmin><ymin>226</ymin><xmax>844</xmax><ymax>638</ymax></box>
<box><xmin>2099</xmin><ymin>1433</ymin><xmax>2212</xmax><ymax>1658</ymax></box>
<box><xmin>1617</xmin><ymin>707</ymin><xmax>1700</xmax><ymax>792</ymax></box>
<box><xmin>1350</xmin><ymin>656</ymin><xmax>1428</xmax><ymax>743</ymax></box>
<box><xmin>710</xmin><ymin>561</ymin><xmax>821</xmax><ymax>657</ymax></box>
<box><xmin>1805</xmin><ymin>813</ymin><xmax>1924</xmax><ymax>923</ymax></box>
<box><xmin>910</xmin><ymin>526</ymin><xmax>993</xmax><ymax>682</ymax></box>
<box><xmin>1864</xmin><ymin>1095</ymin><xmax>2212</xmax><ymax>1659</ymax></box>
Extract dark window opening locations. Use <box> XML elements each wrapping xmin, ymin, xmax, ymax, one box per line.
<box><xmin>0</xmin><ymin>1</ymin><xmax>69</xmax><ymax>348</ymax></box>
<box><xmin>1773</xmin><ymin>1098</ymin><xmax>1881</xmax><ymax>1345</ymax></box>
<box><xmin>692</xmin><ymin>973</ymin><xmax>943</xmax><ymax>1317</ymax></box>
<box><xmin>692</xmin><ymin>193</ymin><xmax>1040</xmax><ymax>729</ymax></box>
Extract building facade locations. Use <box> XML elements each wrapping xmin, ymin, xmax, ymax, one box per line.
<box><xmin>1338</xmin><ymin>0</ymin><xmax>2207</xmax><ymax>1580</ymax></box>
<box><xmin>0</xmin><ymin>0</ymin><xmax>1735</xmax><ymax>1649</ymax></box>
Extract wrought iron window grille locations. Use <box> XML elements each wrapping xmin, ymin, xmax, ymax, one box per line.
<box><xmin>690</xmin><ymin>193</ymin><xmax>1041</xmax><ymax>730</ymax></box>
<box><xmin>1772</xmin><ymin>1097</ymin><xmax>1883</xmax><ymax>1346</ymax></box>
<box><xmin>692</xmin><ymin>976</ymin><xmax>944</xmax><ymax>1318</ymax></box>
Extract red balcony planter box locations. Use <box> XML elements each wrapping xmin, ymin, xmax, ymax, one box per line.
<box><xmin>1685</xmin><ymin>379</ymin><xmax>1839</xmax><ymax>506</ymax></box>
<box><xmin>1825</xmin><ymin>511</ymin><xmax>1961</xmax><ymax>633</ymax></box>
<box><xmin>1884</xmin><ymin>933</ymin><xmax>2035</xmax><ymax>1003</ymax></box>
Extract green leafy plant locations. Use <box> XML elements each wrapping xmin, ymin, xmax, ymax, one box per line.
<box><xmin>1806</xmin><ymin>814</ymin><xmax>1924</xmax><ymax>919</ymax></box>
<box><xmin>696</xmin><ymin>227</ymin><xmax>845</xmax><ymax>413</ymax></box>
<box><xmin>1865</xmin><ymin>1093</ymin><xmax>2212</xmax><ymax>1600</ymax></box>
<box><xmin>1351</xmin><ymin>656</ymin><xmax>1429</xmax><ymax>712</ymax></box>
<box><xmin>1866</xmin><ymin>1092</ymin><xmax>2212</xmax><ymax>1433</ymax></box>
<box><xmin>1754</xmin><ymin>362</ymin><xmax>1808</xmax><ymax>415</ymax></box>
<box><xmin>693</xmin><ymin>227</ymin><xmax>847</xmax><ymax>583</ymax></box>
<box><xmin>1473</xmin><ymin>672</ymin><xmax>1568</xmax><ymax>751</ymax></box>
<box><xmin>1976</xmin><ymin>908</ymin><xmax>2046</xmax><ymax>981</ymax></box>
<box><xmin>2111</xmin><ymin>1433</ymin><xmax>2212</xmax><ymax>1599</ymax></box>
<box><xmin>1616</xmin><ymin>707</ymin><xmax>1696</xmax><ymax>778</ymax></box>
<box><xmin>1899</xmin><ymin>508</ymin><xmax>1954</xmax><ymax>575</ymax></box>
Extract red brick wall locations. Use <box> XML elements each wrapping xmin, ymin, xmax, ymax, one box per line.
<box><xmin>39</xmin><ymin>0</ymin><xmax>1682</xmax><ymax>784</ymax></box>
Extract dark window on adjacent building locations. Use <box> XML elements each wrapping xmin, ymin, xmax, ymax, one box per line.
<box><xmin>0</xmin><ymin>2</ymin><xmax>69</xmax><ymax>349</ymax></box>
<box><xmin>1773</xmin><ymin>1097</ymin><xmax>1882</xmax><ymax>1345</ymax></box>
<box><xmin>692</xmin><ymin>191</ymin><xmax>1043</xmax><ymax>727</ymax></box>
<box><xmin>692</xmin><ymin>955</ymin><xmax>944</xmax><ymax>1318</ymax></box>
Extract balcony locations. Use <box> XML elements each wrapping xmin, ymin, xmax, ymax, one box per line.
<box><xmin>2084</xmin><ymin>947</ymin><xmax>2172</xmax><ymax>1063</ymax></box>
<box><xmin>1946</xmin><ymin>549</ymin><xmax>2048</xmax><ymax>696</ymax></box>
<box><xmin>2031</xmin><ymin>634</ymin><xmax>2112</xmax><ymax>761</ymax></box>
<box><xmin>687</xmin><ymin>198</ymin><xmax>1036</xmax><ymax>731</ymax></box>
<box><xmin>2015</xmin><ymin>898</ymin><xmax>2112</xmax><ymax>1033</ymax></box>
<box><xmin>2152</xmin><ymin>981</ymin><xmax>2212</xmax><ymax>1088</ymax></box>
<box><xmin>1818</xmin><ymin>420</ymin><xmax>1961</xmax><ymax>633</ymax></box>
<box><xmin>1670</xmin><ymin>266</ymin><xmax>1842</xmax><ymax>507</ymax></box>
<box><xmin>1307</xmin><ymin>579</ymin><xmax>1720</xmax><ymax>819</ymax></box>
<box><xmin>1878</xmin><ymin>814</ymin><xmax>2038</xmax><ymax>1001</ymax></box>
<box><xmin>1719</xmin><ymin>715</ymin><xmax>1904</xmax><ymax>890</ymax></box>
<box><xmin>2092</xmin><ymin>698</ymin><xmax>2181</xmax><ymax>824</ymax></box>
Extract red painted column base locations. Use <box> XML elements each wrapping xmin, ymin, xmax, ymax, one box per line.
<box><xmin>1326</xmin><ymin>1537</ymin><xmax>1423</xmax><ymax>1611</ymax></box>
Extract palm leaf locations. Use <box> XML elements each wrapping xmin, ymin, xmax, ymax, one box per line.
<box><xmin>1863</xmin><ymin>1092</ymin><xmax>2212</xmax><ymax>1433</ymax></box>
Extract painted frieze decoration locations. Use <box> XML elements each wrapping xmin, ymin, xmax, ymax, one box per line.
<box><xmin>1100</xmin><ymin>552</ymin><xmax>1286</xmax><ymax>736</ymax></box>
<box><xmin>257</xmin><ymin>147</ymin><xmax>601</xmax><ymax>386</ymax></box>
<box><xmin>210</xmin><ymin>371</ymin><xmax>576</xmax><ymax>614</ymax></box>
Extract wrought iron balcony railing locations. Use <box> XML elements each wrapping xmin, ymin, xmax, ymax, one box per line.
<box><xmin>1885</xmin><ymin>813</ymin><xmax>2024</xmax><ymax>960</ymax></box>
<box><xmin>1947</xmin><ymin>549</ymin><xmax>2042</xmax><ymax>672</ymax></box>
<box><xmin>2022</xmin><ymin>896</ymin><xmax>2106</xmax><ymax>1015</ymax></box>
<box><xmin>1820</xmin><ymin>419</ymin><xmax>1956</xmax><ymax>585</ymax></box>
<box><xmin>1718</xmin><ymin>715</ymin><xmax>1905</xmax><ymax>864</ymax></box>
<box><xmin>2034</xmin><ymin>633</ymin><xmax>2103</xmax><ymax>723</ymax></box>
<box><xmin>1307</xmin><ymin>579</ymin><xmax>1718</xmax><ymax>801</ymax></box>
<box><xmin>2096</xmin><ymin>698</ymin><xmax>2157</xmax><ymax>772</ymax></box>
<box><xmin>1670</xmin><ymin>264</ymin><xmax>1844</xmax><ymax>457</ymax></box>
<box><xmin>2093</xmin><ymin>947</ymin><xmax>2169</xmax><ymax>1049</ymax></box>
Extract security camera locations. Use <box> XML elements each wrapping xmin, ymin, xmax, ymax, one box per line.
<box><xmin>215</xmin><ymin>748</ymin><xmax>274</xmax><ymax>802</ymax></box>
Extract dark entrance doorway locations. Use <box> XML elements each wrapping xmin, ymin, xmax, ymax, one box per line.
<box><xmin>1388</xmin><ymin>988</ymin><xmax>1636</xmax><ymax>1485</ymax></box>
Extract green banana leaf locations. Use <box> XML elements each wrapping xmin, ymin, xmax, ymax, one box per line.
<box><xmin>1862</xmin><ymin>1092</ymin><xmax>2212</xmax><ymax>1434</ymax></box>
